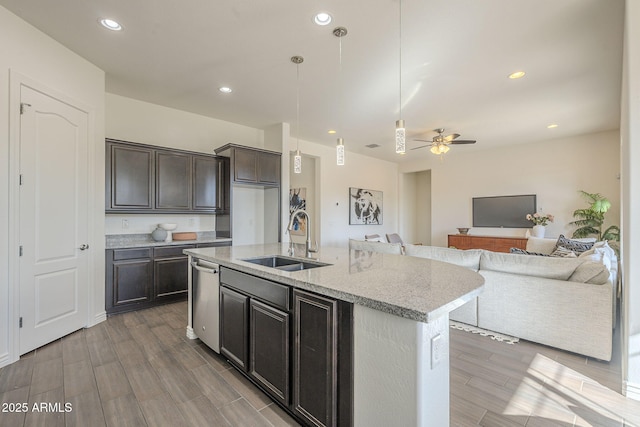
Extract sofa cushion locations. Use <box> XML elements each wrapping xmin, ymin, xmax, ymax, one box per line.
<box><xmin>510</xmin><ymin>247</ymin><xmax>550</xmax><ymax>256</ymax></box>
<box><xmin>555</xmin><ymin>235</ymin><xmax>595</xmax><ymax>254</ymax></box>
<box><xmin>480</xmin><ymin>250</ymin><xmax>583</xmax><ymax>280</ymax></box>
<box><xmin>550</xmin><ymin>246</ymin><xmax>578</xmax><ymax>258</ymax></box>
<box><xmin>569</xmin><ymin>261</ymin><xmax>610</xmax><ymax>284</ymax></box>
<box><xmin>404</xmin><ymin>244</ymin><xmax>482</xmax><ymax>271</ymax></box>
<box><xmin>525</xmin><ymin>237</ymin><xmax>557</xmax><ymax>255</ymax></box>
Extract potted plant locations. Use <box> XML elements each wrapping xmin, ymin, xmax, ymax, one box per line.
<box><xmin>570</xmin><ymin>191</ymin><xmax>620</xmax><ymax>242</ymax></box>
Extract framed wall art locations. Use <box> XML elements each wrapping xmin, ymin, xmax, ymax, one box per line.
<box><xmin>349</xmin><ymin>187</ymin><xmax>383</xmax><ymax>225</ymax></box>
<box><xmin>289</xmin><ymin>187</ymin><xmax>307</xmax><ymax>235</ymax></box>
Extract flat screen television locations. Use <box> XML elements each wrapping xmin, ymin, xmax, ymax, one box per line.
<box><xmin>472</xmin><ymin>194</ymin><xmax>536</xmax><ymax>228</ymax></box>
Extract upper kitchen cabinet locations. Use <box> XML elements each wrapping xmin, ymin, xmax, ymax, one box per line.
<box><xmin>105</xmin><ymin>139</ymin><xmax>229</xmax><ymax>214</ymax></box>
<box><xmin>215</xmin><ymin>144</ymin><xmax>281</xmax><ymax>186</ymax></box>
<box><xmin>106</xmin><ymin>141</ymin><xmax>154</xmax><ymax>210</ymax></box>
<box><xmin>156</xmin><ymin>151</ymin><xmax>191</xmax><ymax>210</ymax></box>
<box><xmin>193</xmin><ymin>155</ymin><xmax>228</xmax><ymax>212</ymax></box>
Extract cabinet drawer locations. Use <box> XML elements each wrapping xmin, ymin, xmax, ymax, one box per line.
<box><xmin>113</xmin><ymin>248</ymin><xmax>152</xmax><ymax>261</ymax></box>
<box><xmin>197</xmin><ymin>241</ymin><xmax>232</xmax><ymax>248</ymax></box>
<box><xmin>153</xmin><ymin>245</ymin><xmax>196</xmax><ymax>258</ymax></box>
<box><xmin>220</xmin><ymin>267</ymin><xmax>290</xmax><ymax>311</ymax></box>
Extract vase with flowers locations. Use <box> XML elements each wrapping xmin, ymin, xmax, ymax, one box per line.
<box><xmin>526</xmin><ymin>212</ymin><xmax>554</xmax><ymax>238</ymax></box>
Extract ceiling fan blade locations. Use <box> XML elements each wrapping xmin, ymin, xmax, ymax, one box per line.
<box><xmin>412</xmin><ymin>139</ymin><xmax>432</xmax><ymax>142</ymax></box>
<box><xmin>410</xmin><ymin>144</ymin><xmax>432</xmax><ymax>150</ymax></box>
<box><xmin>443</xmin><ymin>133</ymin><xmax>460</xmax><ymax>142</ymax></box>
<box><xmin>450</xmin><ymin>139</ymin><xmax>476</xmax><ymax>145</ymax></box>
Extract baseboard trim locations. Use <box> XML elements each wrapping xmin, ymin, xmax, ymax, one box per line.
<box><xmin>624</xmin><ymin>380</ymin><xmax>640</xmax><ymax>401</ymax></box>
<box><xmin>186</xmin><ymin>326</ymin><xmax>197</xmax><ymax>340</ymax></box>
<box><xmin>0</xmin><ymin>352</ymin><xmax>17</xmax><ymax>369</ymax></box>
<box><xmin>93</xmin><ymin>311</ymin><xmax>107</xmax><ymax>326</ymax></box>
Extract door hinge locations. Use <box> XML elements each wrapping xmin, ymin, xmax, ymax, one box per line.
<box><xmin>19</xmin><ymin>246</ymin><xmax>23</xmax><ymax>257</ymax></box>
<box><xmin>19</xmin><ymin>317</ymin><xmax>23</xmax><ymax>328</ymax></box>
<box><xmin>20</xmin><ymin>103</ymin><xmax>31</xmax><ymax>115</ymax></box>
<box><xmin>19</xmin><ymin>174</ymin><xmax>23</xmax><ymax>185</ymax></box>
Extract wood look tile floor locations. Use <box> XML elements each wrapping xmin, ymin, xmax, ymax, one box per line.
<box><xmin>0</xmin><ymin>301</ymin><xmax>638</xmax><ymax>427</ymax></box>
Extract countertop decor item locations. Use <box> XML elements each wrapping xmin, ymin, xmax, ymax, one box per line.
<box><xmin>457</xmin><ymin>227</ymin><xmax>470</xmax><ymax>235</ymax></box>
<box><xmin>158</xmin><ymin>223</ymin><xmax>178</xmax><ymax>242</ymax></box>
<box><xmin>151</xmin><ymin>227</ymin><xmax>168</xmax><ymax>242</ymax></box>
<box><xmin>172</xmin><ymin>232</ymin><xmax>197</xmax><ymax>241</ymax></box>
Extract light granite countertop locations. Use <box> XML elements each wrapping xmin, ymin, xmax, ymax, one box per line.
<box><xmin>106</xmin><ymin>231</ymin><xmax>232</xmax><ymax>249</ymax></box>
<box><xmin>184</xmin><ymin>243</ymin><xmax>484</xmax><ymax>323</ymax></box>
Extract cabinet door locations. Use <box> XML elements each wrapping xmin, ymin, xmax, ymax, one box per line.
<box><xmin>156</xmin><ymin>151</ymin><xmax>191</xmax><ymax>210</ymax></box>
<box><xmin>153</xmin><ymin>256</ymin><xmax>189</xmax><ymax>301</ymax></box>
<box><xmin>293</xmin><ymin>290</ymin><xmax>337</xmax><ymax>427</ymax></box>
<box><xmin>257</xmin><ymin>152</ymin><xmax>280</xmax><ymax>185</ymax></box>
<box><xmin>250</xmin><ymin>299</ymin><xmax>290</xmax><ymax>406</ymax></box>
<box><xmin>233</xmin><ymin>148</ymin><xmax>258</xmax><ymax>183</ymax></box>
<box><xmin>106</xmin><ymin>257</ymin><xmax>153</xmax><ymax>313</ymax></box>
<box><xmin>193</xmin><ymin>155</ymin><xmax>220</xmax><ymax>211</ymax></box>
<box><xmin>107</xmin><ymin>143</ymin><xmax>153</xmax><ymax>210</ymax></box>
<box><xmin>220</xmin><ymin>286</ymin><xmax>250</xmax><ymax>371</ymax></box>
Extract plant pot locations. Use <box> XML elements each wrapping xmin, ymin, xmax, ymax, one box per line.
<box><xmin>531</xmin><ymin>225</ymin><xmax>546</xmax><ymax>238</ymax></box>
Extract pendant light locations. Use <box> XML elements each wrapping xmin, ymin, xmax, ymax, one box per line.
<box><xmin>291</xmin><ymin>55</ymin><xmax>304</xmax><ymax>174</ymax></box>
<box><xmin>395</xmin><ymin>0</ymin><xmax>406</xmax><ymax>154</ymax></box>
<box><xmin>333</xmin><ymin>26</ymin><xmax>348</xmax><ymax>166</ymax></box>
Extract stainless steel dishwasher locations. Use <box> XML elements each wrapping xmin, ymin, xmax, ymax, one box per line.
<box><xmin>191</xmin><ymin>258</ymin><xmax>220</xmax><ymax>353</ymax></box>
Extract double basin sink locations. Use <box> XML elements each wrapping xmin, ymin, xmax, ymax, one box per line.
<box><xmin>242</xmin><ymin>255</ymin><xmax>330</xmax><ymax>272</ymax></box>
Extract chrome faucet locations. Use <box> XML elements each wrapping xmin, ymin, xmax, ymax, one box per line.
<box><xmin>287</xmin><ymin>209</ymin><xmax>318</xmax><ymax>258</ymax></box>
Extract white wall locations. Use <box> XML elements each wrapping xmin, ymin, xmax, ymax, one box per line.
<box><xmin>106</xmin><ymin>93</ymin><xmax>264</xmax><ymax>152</ymax></box>
<box><xmin>400</xmin><ymin>170</ymin><xmax>432</xmax><ymax>245</ymax></box>
<box><xmin>621</xmin><ymin>0</ymin><xmax>640</xmax><ymax>401</ymax></box>
<box><xmin>401</xmin><ymin>130</ymin><xmax>621</xmax><ymax>247</ymax></box>
<box><xmin>0</xmin><ymin>6</ymin><xmax>105</xmax><ymax>367</ymax></box>
<box><xmin>287</xmin><ymin>139</ymin><xmax>399</xmax><ymax>247</ymax></box>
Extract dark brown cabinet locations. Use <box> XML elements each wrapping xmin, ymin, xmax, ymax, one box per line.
<box><xmin>293</xmin><ymin>290</ymin><xmax>351</xmax><ymax>427</ymax></box>
<box><xmin>193</xmin><ymin>155</ymin><xmax>227</xmax><ymax>211</ymax></box>
<box><xmin>156</xmin><ymin>152</ymin><xmax>191</xmax><ymax>210</ymax></box>
<box><xmin>250</xmin><ymin>299</ymin><xmax>290</xmax><ymax>406</ymax></box>
<box><xmin>216</xmin><ymin>266</ymin><xmax>352</xmax><ymax>426</ymax></box>
<box><xmin>106</xmin><ymin>139</ymin><xmax>229</xmax><ymax>214</ymax></box>
<box><xmin>220</xmin><ymin>286</ymin><xmax>250</xmax><ymax>370</ymax></box>
<box><xmin>106</xmin><ymin>143</ymin><xmax>154</xmax><ymax>210</ymax></box>
<box><xmin>106</xmin><ymin>242</ymin><xmax>230</xmax><ymax>315</ymax></box>
<box><xmin>215</xmin><ymin>143</ymin><xmax>281</xmax><ymax>186</ymax></box>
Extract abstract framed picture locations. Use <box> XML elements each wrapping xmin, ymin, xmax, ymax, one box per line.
<box><xmin>289</xmin><ymin>187</ymin><xmax>307</xmax><ymax>236</ymax></box>
<box><xmin>349</xmin><ymin>187</ymin><xmax>383</xmax><ymax>225</ymax></box>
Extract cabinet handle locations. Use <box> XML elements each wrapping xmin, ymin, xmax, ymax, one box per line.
<box><xmin>78</xmin><ymin>244</ymin><xmax>89</xmax><ymax>250</ymax></box>
<box><xmin>190</xmin><ymin>261</ymin><xmax>218</xmax><ymax>274</ymax></box>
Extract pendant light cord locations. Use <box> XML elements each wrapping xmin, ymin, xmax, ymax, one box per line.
<box><xmin>399</xmin><ymin>0</ymin><xmax>402</xmax><ymax>119</ymax></box>
<box><xmin>296</xmin><ymin>63</ymin><xmax>300</xmax><ymax>152</ymax></box>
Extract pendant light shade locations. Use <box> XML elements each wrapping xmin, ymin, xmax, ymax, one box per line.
<box><xmin>292</xmin><ymin>55</ymin><xmax>304</xmax><ymax>174</ymax></box>
<box><xmin>395</xmin><ymin>119</ymin><xmax>406</xmax><ymax>154</ymax></box>
<box><xmin>294</xmin><ymin>149</ymin><xmax>302</xmax><ymax>173</ymax></box>
<box><xmin>336</xmin><ymin>138</ymin><xmax>345</xmax><ymax>166</ymax></box>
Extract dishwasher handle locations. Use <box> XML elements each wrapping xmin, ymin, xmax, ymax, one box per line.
<box><xmin>191</xmin><ymin>260</ymin><xmax>218</xmax><ymax>274</ymax></box>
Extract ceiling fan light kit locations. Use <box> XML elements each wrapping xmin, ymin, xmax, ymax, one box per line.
<box><xmin>412</xmin><ymin>128</ymin><xmax>477</xmax><ymax>156</ymax></box>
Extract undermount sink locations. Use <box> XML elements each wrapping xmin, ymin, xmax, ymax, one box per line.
<box><xmin>242</xmin><ymin>255</ymin><xmax>330</xmax><ymax>272</ymax></box>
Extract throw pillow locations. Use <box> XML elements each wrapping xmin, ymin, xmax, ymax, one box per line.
<box><xmin>555</xmin><ymin>235</ymin><xmax>595</xmax><ymax>254</ymax></box>
<box><xmin>509</xmin><ymin>247</ymin><xmax>550</xmax><ymax>256</ymax></box>
<box><xmin>550</xmin><ymin>246</ymin><xmax>578</xmax><ymax>258</ymax></box>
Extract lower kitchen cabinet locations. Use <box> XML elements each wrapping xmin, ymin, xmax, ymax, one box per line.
<box><xmin>106</xmin><ymin>242</ymin><xmax>230</xmax><ymax>315</ymax></box>
<box><xmin>219</xmin><ymin>286</ymin><xmax>249</xmax><ymax>370</ymax></box>
<box><xmin>217</xmin><ymin>266</ymin><xmax>352</xmax><ymax>427</ymax></box>
<box><xmin>250</xmin><ymin>299</ymin><xmax>290</xmax><ymax>406</ymax></box>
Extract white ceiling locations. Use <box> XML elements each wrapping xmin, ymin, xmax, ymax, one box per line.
<box><xmin>0</xmin><ymin>0</ymin><xmax>625</xmax><ymax>163</ymax></box>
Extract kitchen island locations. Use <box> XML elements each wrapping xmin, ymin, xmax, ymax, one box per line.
<box><xmin>184</xmin><ymin>243</ymin><xmax>484</xmax><ymax>427</ymax></box>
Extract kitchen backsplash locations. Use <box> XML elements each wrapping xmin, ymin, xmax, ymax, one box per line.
<box><xmin>105</xmin><ymin>214</ymin><xmax>217</xmax><ymax>235</ymax></box>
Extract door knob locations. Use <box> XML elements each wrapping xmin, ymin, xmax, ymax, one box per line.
<box><xmin>78</xmin><ymin>244</ymin><xmax>89</xmax><ymax>250</ymax></box>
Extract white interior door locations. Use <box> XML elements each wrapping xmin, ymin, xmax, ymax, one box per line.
<box><xmin>19</xmin><ymin>84</ymin><xmax>89</xmax><ymax>355</ymax></box>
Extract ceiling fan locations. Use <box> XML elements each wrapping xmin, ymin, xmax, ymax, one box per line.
<box><xmin>411</xmin><ymin>128</ymin><xmax>476</xmax><ymax>155</ymax></box>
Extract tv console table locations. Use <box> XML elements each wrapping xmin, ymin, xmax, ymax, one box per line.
<box><xmin>448</xmin><ymin>234</ymin><xmax>528</xmax><ymax>253</ymax></box>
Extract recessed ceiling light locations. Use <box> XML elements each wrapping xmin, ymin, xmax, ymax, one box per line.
<box><xmin>99</xmin><ymin>18</ymin><xmax>122</xmax><ymax>31</ymax></box>
<box><xmin>328</xmin><ymin>130</ymin><xmax>337</xmax><ymax>134</ymax></box>
<box><xmin>219</xmin><ymin>87</ymin><xmax>232</xmax><ymax>93</ymax></box>
<box><xmin>508</xmin><ymin>71</ymin><xmax>526</xmax><ymax>79</ymax></box>
<box><xmin>547</xmin><ymin>124</ymin><xmax>558</xmax><ymax>129</ymax></box>
<box><xmin>314</xmin><ymin>12</ymin><xmax>332</xmax><ymax>26</ymax></box>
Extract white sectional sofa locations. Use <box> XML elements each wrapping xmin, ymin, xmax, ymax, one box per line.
<box><xmin>355</xmin><ymin>237</ymin><xmax>617</xmax><ymax>361</ymax></box>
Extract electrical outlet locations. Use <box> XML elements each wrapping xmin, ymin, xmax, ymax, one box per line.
<box><xmin>189</xmin><ymin>217</ymin><xmax>195</xmax><ymax>226</ymax></box>
<box><xmin>431</xmin><ymin>333</ymin><xmax>442</xmax><ymax>368</ymax></box>
<box><xmin>122</xmin><ymin>219</ymin><xmax>129</xmax><ymax>229</ymax></box>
